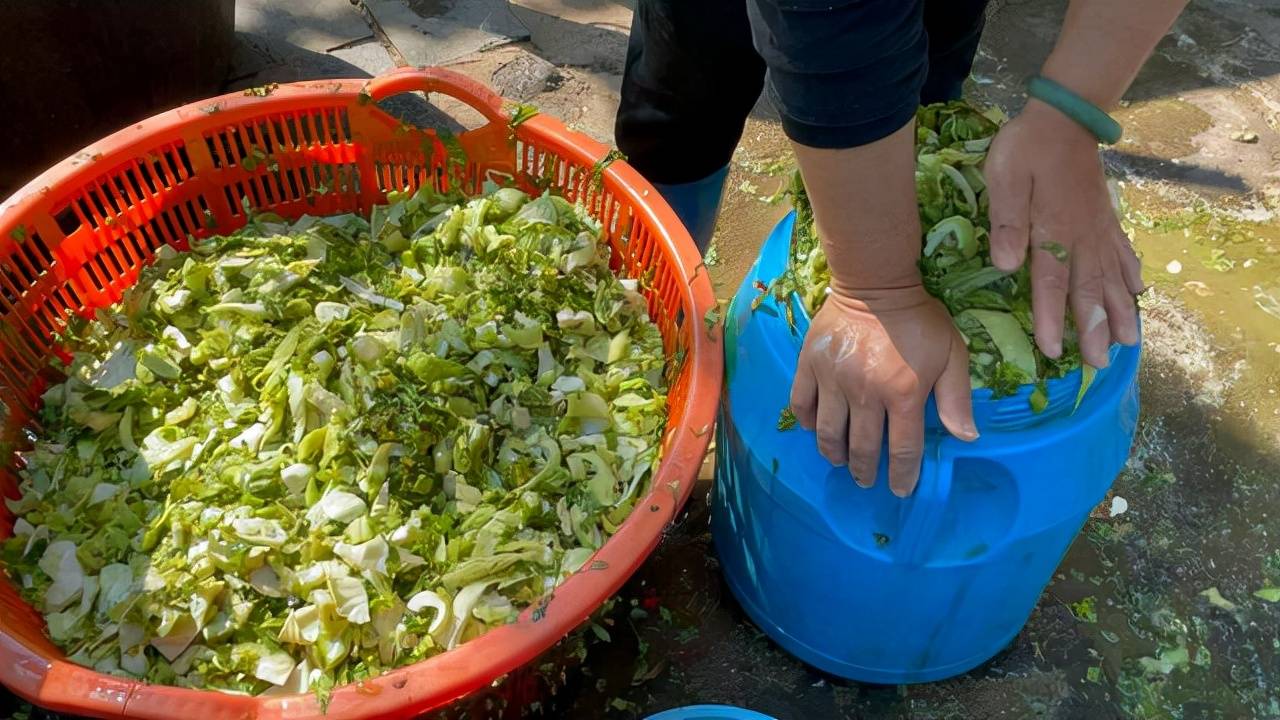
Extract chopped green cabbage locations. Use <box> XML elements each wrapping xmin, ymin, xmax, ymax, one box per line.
<box><xmin>2</xmin><ymin>182</ymin><xmax>667</xmax><ymax>697</ymax></box>
<box><xmin>777</xmin><ymin>101</ymin><xmax>1084</xmax><ymax>406</ymax></box>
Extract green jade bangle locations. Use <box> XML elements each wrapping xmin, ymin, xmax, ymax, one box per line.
<box><xmin>1027</xmin><ymin>75</ymin><xmax>1123</xmax><ymax>145</ymax></box>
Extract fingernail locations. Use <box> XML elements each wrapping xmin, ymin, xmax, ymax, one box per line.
<box><xmin>852</xmin><ymin>468</ymin><xmax>873</xmax><ymax>488</ymax></box>
<box><xmin>963</xmin><ymin>424</ymin><xmax>980</xmax><ymax>441</ymax></box>
<box><xmin>890</xmin><ymin>483</ymin><xmax>912</xmax><ymax>498</ymax></box>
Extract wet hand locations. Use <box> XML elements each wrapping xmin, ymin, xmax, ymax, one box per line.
<box><xmin>790</xmin><ymin>286</ymin><xmax>978</xmax><ymax>497</ymax></box>
<box><xmin>984</xmin><ymin>100</ymin><xmax>1144</xmax><ymax>368</ymax></box>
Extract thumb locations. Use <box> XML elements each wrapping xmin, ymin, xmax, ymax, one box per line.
<box><xmin>985</xmin><ymin>143</ymin><xmax>1032</xmax><ymax>272</ymax></box>
<box><xmin>934</xmin><ymin>333</ymin><xmax>978</xmax><ymax>442</ymax></box>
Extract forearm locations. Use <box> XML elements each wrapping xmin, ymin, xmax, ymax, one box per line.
<box><xmin>791</xmin><ymin>119</ymin><xmax>922</xmax><ymax>296</ymax></box>
<box><xmin>1040</xmin><ymin>0</ymin><xmax>1189</xmax><ymax>108</ymax></box>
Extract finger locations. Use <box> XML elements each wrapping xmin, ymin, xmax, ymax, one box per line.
<box><xmin>847</xmin><ymin>404</ymin><xmax>885</xmax><ymax>488</ymax></box>
<box><xmin>934</xmin><ymin>333</ymin><xmax>979</xmax><ymax>442</ymax></box>
<box><xmin>1103</xmin><ymin>265</ymin><xmax>1139</xmax><ymax>346</ymax></box>
<box><xmin>1030</xmin><ymin>230</ymin><xmax>1070</xmax><ymax>358</ymax></box>
<box><xmin>790</xmin><ymin>361</ymin><xmax>819</xmax><ymax>430</ymax></box>
<box><xmin>985</xmin><ymin>149</ymin><xmax>1032</xmax><ymax>272</ymax></box>
<box><xmin>886</xmin><ymin>397</ymin><xmax>925</xmax><ymax>498</ymax></box>
<box><xmin>814</xmin><ymin>389</ymin><xmax>850</xmax><ymax>467</ymax></box>
<box><xmin>1070</xmin><ymin>250</ymin><xmax>1113</xmax><ymax>369</ymax></box>
<box><xmin>1115</xmin><ymin>232</ymin><xmax>1145</xmax><ymax>295</ymax></box>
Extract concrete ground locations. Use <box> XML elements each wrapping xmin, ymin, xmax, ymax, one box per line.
<box><xmin>5</xmin><ymin>0</ymin><xmax>1280</xmax><ymax>718</ymax></box>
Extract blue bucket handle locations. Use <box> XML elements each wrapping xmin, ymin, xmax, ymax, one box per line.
<box><xmin>893</xmin><ymin>438</ymin><xmax>955</xmax><ymax>566</ymax></box>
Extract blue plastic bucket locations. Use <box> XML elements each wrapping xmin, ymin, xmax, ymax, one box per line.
<box><xmin>646</xmin><ymin>706</ymin><xmax>778</xmax><ymax>720</ymax></box>
<box><xmin>712</xmin><ymin>212</ymin><xmax>1140</xmax><ymax>684</ymax></box>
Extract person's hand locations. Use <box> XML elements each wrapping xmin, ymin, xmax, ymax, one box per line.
<box><xmin>790</xmin><ymin>286</ymin><xmax>978</xmax><ymax>497</ymax></box>
<box><xmin>984</xmin><ymin>100</ymin><xmax>1144</xmax><ymax>368</ymax></box>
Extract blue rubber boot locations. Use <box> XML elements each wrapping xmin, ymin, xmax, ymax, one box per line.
<box><xmin>650</xmin><ymin>165</ymin><xmax>729</xmax><ymax>254</ymax></box>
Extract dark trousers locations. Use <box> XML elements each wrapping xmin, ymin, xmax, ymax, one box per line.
<box><xmin>616</xmin><ymin>0</ymin><xmax>991</xmax><ymax>185</ymax></box>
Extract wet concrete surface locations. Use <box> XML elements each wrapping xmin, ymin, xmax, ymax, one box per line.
<box><xmin>5</xmin><ymin>0</ymin><xmax>1280</xmax><ymax>718</ymax></box>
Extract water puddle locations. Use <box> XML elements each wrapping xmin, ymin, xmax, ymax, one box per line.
<box><xmin>1126</xmin><ymin>195</ymin><xmax>1280</xmax><ymax>443</ymax></box>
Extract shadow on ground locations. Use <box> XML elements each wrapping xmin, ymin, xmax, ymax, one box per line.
<box><xmin>229</xmin><ymin>30</ymin><xmax>470</xmax><ymax>137</ymax></box>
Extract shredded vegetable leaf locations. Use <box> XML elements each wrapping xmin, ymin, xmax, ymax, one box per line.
<box><xmin>1039</xmin><ymin>241</ymin><xmax>1070</xmax><ymax>263</ymax></box>
<box><xmin>1074</xmin><ymin>364</ymin><xmax>1098</xmax><ymax>413</ymax></box>
<box><xmin>962</xmin><ymin>310</ymin><xmax>1037</xmax><ymax>381</ymax></box>
<box><xmin>243</xmin><ymin>83</ymin><xmax>280</xmax><ymax>97</ymax></box>
<box><xmin>590</xmin><ymin>149</ymin><xmax>627</xmax><ymax>192</ymax></box>
<box><xmin>509</xmin><ymin>103</ymin><xmax>539</xmax><ymax>129</ymax></box>
<box><xmin>1029</xmin><ymin>381</ymin><xmax>1049</xmax><ymax>414</ymax></box>
<box><xmin>704</xmin><ymin>304</ymin><xmax>723</xmax><ymax>340</ymax></box>
<box><xmin>782</xmin><ymin>101</ymin><xmax>1090</xmax><ymax>411</ymax></box>
<box><xmin>9</xmin><ymin>181</ymin><xmax>668</xmax><ymax>701</ymax></box>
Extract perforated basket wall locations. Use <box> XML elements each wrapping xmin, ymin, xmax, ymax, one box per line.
<box><xmin>0</xmin><ymin>67</ymin><xmax>720</xmax><ymax>720</ymax></box>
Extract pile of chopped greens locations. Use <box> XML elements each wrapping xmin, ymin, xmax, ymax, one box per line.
<box><xmin>1</xmin><ymin>183</ymin><xmax>667</xmax><ymax>699</ymax></box>
<box><xmin>776</xmin><ymin>102</ymin><xmax>1085</xmax><ymax>407</ymax></box>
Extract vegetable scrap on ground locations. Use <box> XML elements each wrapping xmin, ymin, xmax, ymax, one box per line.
<box><xmin>1</xmin><ymin>182</ymin><xmax>669</xmax><ymax>701</ymax></box>
<box><xmin>763</xmin><ymin>102</ymin><xmax>1090</xmax><ymax>410</ymax></box>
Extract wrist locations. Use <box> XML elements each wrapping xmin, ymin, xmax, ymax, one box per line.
<box><xmin>820</xmin><ymin>226</ymin><xmax>924</xmax><ymax>297</ymax></box>
<box><xmin>1038</xmin><ymin>57</ymin><xmax>1118</xmax><ymax>109</ymax></box>
<box><xmin>1025</xmin><ymin>74</ymin><xmax>1123</xmax><ymax>146</ymax></box>
<box><xmin>1020</xmin><ymin>98</ymin><xmax>1099</xmax><ymax>148</ymax></box>
<box><xmin>829</xmin><ymin>268</ymin><xmax>923</xmax><ymax>300</ymax></box>
<box><xmin>827</xmin><ymin>282</ymin><xmax>932</xmax><ymax>313</ymax></box>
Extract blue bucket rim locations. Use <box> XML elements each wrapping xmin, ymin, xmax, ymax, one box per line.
<box><xmin>645</xmin><ymin>705</ymin><xmax>778</xmax><ymax>720</ymax></box>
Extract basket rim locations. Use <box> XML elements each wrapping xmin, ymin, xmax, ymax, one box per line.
<box><xmin>0</xmin><ymin>66</ymin><xmax>722</xmax><ymax>720</ymax></box>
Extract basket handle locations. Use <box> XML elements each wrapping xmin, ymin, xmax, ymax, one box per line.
<box><xmin>366</xmin><ymin>67</ymin><xmax>509</xmax><ymax>128</ymax></box>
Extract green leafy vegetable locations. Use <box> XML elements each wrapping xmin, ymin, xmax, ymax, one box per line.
<box><xmin>1039</xmin><ymin>241</ymin><xmax>1069</xmax><ymax>263</ymax></box>
<box><xmin>243</xmin><ymin>83</ymin><xmax>279</xmax><ymax>97</ymax></box>
<box><xmin>509</xmin><ymin>103</ymin><xmax>539</xmax><ymax>130</ymax></box>
<box><xmin>1074</xmin><ymin>364</ymin><xmax>1097</xmax><ymax>413</ymax></box>
<box><xmin>1069</xmin><ymin>595</ymin><xmax>1098</xmax><ymax>623</ymax></box>
<box><xmin>590</xmin><ymin>149</ymin><xmax>627</xmax><ymax>192</ymax></box>
<box><xmin>4</xmin><ymin>182</ymin><xmax>667</xmax><ymax>697</ymax></box>
<box><xmin>778</xmin><ymin>102</ymin><xmax>1088</xmax><ymax>410</ymax></box>
<box><xmin>1255</xmin><ymin>587</ymin><xmax>1280</xmax><ymax>603</ymax></box>
<box><xmin>1200</xmin><ymin>587</ymin><xmax>1237</xmax><ymax>612</ymax></box>
<box><xmin>1029</xmin><ymin>382</ymin><xmax>1049</xmax><ymax>414</ymax></box>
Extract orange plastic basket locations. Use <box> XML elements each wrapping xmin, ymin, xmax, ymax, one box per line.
<box><xmin>0</xmin><ymin>67</ymin><xmax>720</xmax><ymax>719</ymax></box>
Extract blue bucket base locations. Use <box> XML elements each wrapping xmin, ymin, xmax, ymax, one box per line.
<box><xmin>715</xmin><ymin>539</ymin><xmax>1019</xmax><ymax>685</ymax></box>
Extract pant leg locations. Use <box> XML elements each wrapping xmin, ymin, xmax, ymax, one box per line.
<box><xmin>615</xmin><ymin>0</ymin><xmax>767</xmax><ymax>185</ymax></box>
<box><xmin>920</xmin><ymin>0</ymin><xmax>992</xmax><ymax>104</ymax></box>
<box><xmin>745</xmin><ymin>0</ymin><xmax>928</xmax><ymax>149</ymax></box>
